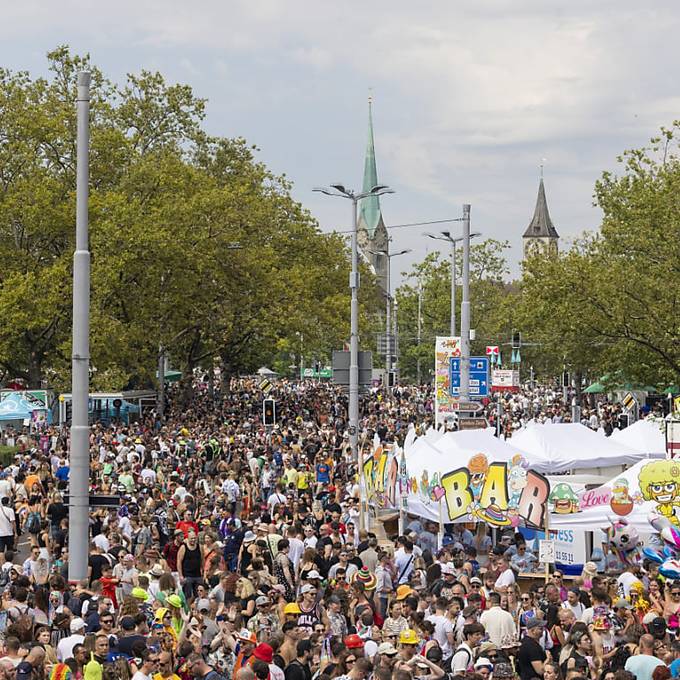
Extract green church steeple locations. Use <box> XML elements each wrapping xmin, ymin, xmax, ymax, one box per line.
<box><xmin>358</xmin><ymin>98</ymin><xmax>383</xmax><ymax>239</ymax></box>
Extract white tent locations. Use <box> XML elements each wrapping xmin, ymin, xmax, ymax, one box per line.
<box><xmin>610</xmin><ymin>419</ymin><xmax>666</xmax><ymax>456</ymax></box>
<box><xmin>510</xmin><ymin>422</ymin><xmax>660</xmax><ymax>474</ymax></box>
<box><xmin>401</xmin><ymin>429</ymin><xmax>543</xmax><ymax>522</ymax></box>
<box><xmin>549</xmin><ymin>458</ymin><xmax>672</xmax><ymax>532</ymax></box>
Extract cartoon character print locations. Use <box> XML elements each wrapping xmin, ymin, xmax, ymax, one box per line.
<box><xmin>468</xmin><ymin>453</ymin><xmax>489</xmax><ymax>503</ymax></box>
<box><xmin>507</xmin><ymin>455</ymin><xmax>528</xmax><ymax>510</ymax></box>
<box><xmin>610</xmin><ymin>478</ymin><xmax>634</xmax><ymax>516</ymax></box>
<box><xmin>638</xmin><ymin>461</ymin><xmax>680</xmax><ymax>526</ymax></box>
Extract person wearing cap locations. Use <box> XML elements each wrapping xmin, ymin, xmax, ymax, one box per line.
<box><xmin>375</xmin><ymin>641</ymin><xmax>399</xmax><ymax>673</ymax></box>
<box><xmin>297</xmin><ymin>583</ymin><xmax>328</xmax><ymax>633</ymax></box>
<box><xmin>395</xmin><ymin>628</ymin><xmax>421</xmax><ymax>667</ymax></box>
<box><xmin>327</xmin><ymin>595</ymin><xmax>349</xmax><ymax>639</ymax></box>
<box><xmin>344</xmin><ymin>633</ymin><xmax>365</xmax><ymax>659</ymax></box>
<box><xmin>248</xmin><ymin>595</ymin><xmax>280</xmax><ymax>642</ymax></box>
<box><xmin>251</xmin><ymin>642</ymin><xmax>284</xmax><ymax>680</ymax></box>
<box><xmin>56</xmin><ymin>616</ymin><xmax>86</xmax><ymax>662</ymax></box>
<box><xmin>475</xmin><ymin>657</ymin><xmax>494</xmax><ymax>679</ymax></box>
<box><xmin>234</xmin><ymin>629</ymin><xmax>258</xmax><ymax>675</ymax></box>
<box><xmin>517</xmin><ymin>617</ymin><xmax>547</xmax><ymax>680</ymax></box>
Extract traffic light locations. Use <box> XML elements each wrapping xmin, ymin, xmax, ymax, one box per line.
<box><xmin>562</xmin><ymin>371</ymin><xmax>569</xmax><ymax>388</ymax></box>
<box><xmin>262</xmin><ymin>399</ymin><xmax>276</xmax><ymax>426</ymax></box>
<box><xmin>511</xmin><ymin>330</ymin><xmax>521</xmax><ymax>349</ymax></box>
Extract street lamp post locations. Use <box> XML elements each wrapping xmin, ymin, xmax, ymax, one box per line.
<box><xmin>460</xmin><ymin>205</ymin><xmax>472</xmax><ymax>401</ymax></box>
<box><xmin>315</xmin><ymin>183</ymin><xmax>394</xmax><ymax>532</ymax></box>
<box><xmin>69</xmin><ymin>72</ymin><xmax>91</xmax><ymax>583</ymax></box>
<box><xmin>426</xmin><ymin>223</ymin><xmax>481</xmax><ymax>339</ymax></box>
<box><xmin>369</xmin><ymin>247</ymin><xmax>411</xmax><ymax>384</ymax></box>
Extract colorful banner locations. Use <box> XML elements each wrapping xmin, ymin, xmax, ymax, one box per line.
<box><xmin>550</xmin><ymin>458</ymin><xmax>680</xmax><ymax>531</ymax></box>
<box><xmin>363</xmin><ymin>442</ymin><xmax>551</xmax><ymax>530</ymax></box>
<box><xmin>435</xmin><ymin>336</ymin><xmax>461</xmax><ymax>427</ymax></box>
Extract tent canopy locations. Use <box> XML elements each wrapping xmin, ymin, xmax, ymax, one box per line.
<box><xmin>610</xmin><ymin>419</ymin><xmax>666</xmax><ymax>456</ymax></box>
<box><xmin>0</xmin><ymin>392</ymin><xmax>47</xmax><ymax>422</ymax></box>
<box><xmin>510</xmin><ymin>422</ymin><xmax>659</xmax><ymax>474</ymax></box>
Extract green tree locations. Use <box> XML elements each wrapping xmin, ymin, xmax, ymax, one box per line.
<box><xmin>0</xmin><ymin>48</ymin><xmax>374</xmax><ymax>391</ymax></box>
<box><xmin>395</xmin><ymin>239</ymin><xmax>514</xmax><ymax>382</ymax></box>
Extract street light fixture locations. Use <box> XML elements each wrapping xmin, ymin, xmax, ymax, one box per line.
<box><xmin>367</xmin><ymin>247</ymin><xmax>411</xmax><ymax>382</ymax></box>
<box><xmin>425</xmin><ymin>229</ymin><xmax>481</xmax><ymax>337</ymax></box>
<box><xmin>314</xmin><ymin>183</ymin><xmax>394</xmax><ymax>533</ymax></box>
<box><xmin>313</xmin><ymin>183</ymin><xmax>394</xmax><ymax>463</ymax></box>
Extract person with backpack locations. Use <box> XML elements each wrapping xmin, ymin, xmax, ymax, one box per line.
<box><xmin>450</xmin><ymin>622</ymin><xmax>485</xmax><ymax>676</ymax></box>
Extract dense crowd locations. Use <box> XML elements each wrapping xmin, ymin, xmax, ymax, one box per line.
<box><xmin>0</xmin><ymin>379</ymin><xmax>675</xmax><ymax>680</ymax></box>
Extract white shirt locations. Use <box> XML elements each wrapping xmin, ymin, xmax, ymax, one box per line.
<box><xmin>0</xmin><ymin>479</ymin><xmax>13</xmax><ymax>499</ymax></box>
<box><xmin>57</xmin><ymin>633</ymin><xmax>85</xmax><ymax>662</ymax></box>
<box><xmin>494</xmin><ymin>567</ymin><xmax>516</xmax><ymax>590</ymax></box>
<box><xmin>480</xmin><ymin>606</ymin><xmax>517</xmax><ymax>647</ymax></box>
<box><xmin>287</xmin><ymin>537</ymin><xmax>305</xmax><ymax>570</ymax></box>
<box><xmin>131</xmin><ymin>671</ymin><xmax>152</xmax><ymax>680</ymax></box>
<box><xmin>93</xmin><ymin>533</ymin><xmax>110</xmax><ymax>552</ymax></box>
<box><xmin>394</xmin><ymin>550</ymin><xmax>416</xmax><ymax>584</ymax></box>
<box><xmin>0</xmin><ymin>504</ymin><xmax>15</xmax><ymax>537</ymax></box>
<box><xmin>426</xmin><ymin>612</ymin><xmax>455</xmax><ymax>659</ymax></box>
<box><xmin>267</xmin><ymin>492</ymin><xmax>287</xmax><ymax>513</ymax></box>
<box><xmin>269</xmin><ymin>663</ymin><xmax>285</xmax><ymax>680</ymax></box>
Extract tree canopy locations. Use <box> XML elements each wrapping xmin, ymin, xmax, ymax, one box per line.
<box><xmin>0</xmin><ymin>47</ymin><xmax>378</xmax><ymax>390</ymax></box>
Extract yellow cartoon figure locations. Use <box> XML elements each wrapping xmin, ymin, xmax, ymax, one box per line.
<box><xmin>638</xmin><ymin>460</ymin><xmax>680</xmax><ymax>525</ymax></box>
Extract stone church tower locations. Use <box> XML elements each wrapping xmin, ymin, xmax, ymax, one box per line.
<box><xmin>357</xmin><ymin>100</ymin><xmax>389</xmax><ymax>298</ymax></box>
<box><xmin>523</xmin><ymin>177</ymin><xmax>559</xmax><ymax>258</ymax></box>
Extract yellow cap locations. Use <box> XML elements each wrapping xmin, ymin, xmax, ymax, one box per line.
<box><xmin>284</xmin><ymin>603</ymin><xmax>302</xmax><ymax>615</ymax></box>
<box><xmin>399</xmin><ymin>629</ymin><xmax>420</xmax><ymax>645</ymax></box>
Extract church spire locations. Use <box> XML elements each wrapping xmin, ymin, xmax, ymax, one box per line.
<box><xmin>523</xmin><ymin>177</ymin><xmax>559</xmax><ymax>239</ymax></box>
<box><xmin>358</xmin><ymin>96</ymin><xmax>383</xmax><ymax>239</ymax></box>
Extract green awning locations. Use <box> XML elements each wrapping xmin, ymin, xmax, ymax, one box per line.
<box><xmin>584</xmin><ymin>382</ymin><xmax>604</xmax><ymax>394</ymax></box>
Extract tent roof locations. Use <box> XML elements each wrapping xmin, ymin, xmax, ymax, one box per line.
<box><xmin>610</xmin><ymin>419</ymin><xmax>666</xmax><ymax>455</ymax></box>
<box><xmin>510</xmin><ymin>422</ymin><xmax>659</xmax><ymax>474</ymax></box>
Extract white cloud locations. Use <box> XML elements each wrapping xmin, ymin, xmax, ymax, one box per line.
<box><xmin>2</xmin><ymin>0</ymin><xmax>679</xmax><ymax>277</ymax></box>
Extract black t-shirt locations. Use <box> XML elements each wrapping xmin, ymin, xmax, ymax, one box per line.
<box><xmin>518</xmin><ymin>636</ymin><xmax>546</xmax><ymax>680</ymax></box>
<box><xmin>116</xmin><ymin>633</ymin><xmax>147</xmax><ymax>657</ymax></box>
<box><xmin>285</xmin><ymin>660</ymin><xmax>312</xmax><ymax>680</ymax></box>
<box><xmin>47</xmin><ymin>502</ymin><xmax>68</xmax><ymax>528</ymax></box>
<box><xmin>89</xmin><ymin>554</ymin><xmax>109</xmax><ymax>583</ymax></box>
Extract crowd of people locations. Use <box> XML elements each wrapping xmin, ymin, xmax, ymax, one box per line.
<box><xmin>0</xmin><ymin>379</ymin><xmax>675</xmax><ymax>680</ymax></box>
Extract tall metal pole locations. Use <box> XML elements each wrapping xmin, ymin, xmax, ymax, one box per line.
<box><xmin>393</xmin><ymin>298</ymin><xmax>399</xmax><ymax>380</ymax></box>
<box><xmin>69</xmin><ymin>72</ymin><xmax>91</xmax><ymax>583</ymax></box>
<box><xmin>416</xmin><ymin>280</ymin><xmax>422</xmax><ymax>385</ymax></box>
<box><xmin>450</xmin><ymin>239</ymin><xmax>457</xmax><ymax>337</ymax></box>
<box><xmin>158</xmin><ymin>346</ymin><xmax>165</xmax><ymax>421</ymax></box>
<box><xmin>385</xmin><ymin>254</ymin><xmax>392</xmax><ymax>381</ymax></box>
<box><xmin>459</xmin><ymin>204</ymin><xmax>472</xmax><ymax>402</ymax></box>
<box><xmin>349</xmin><ymin>198</ymin><xmax>360</xmax><ymax>462</ymax></box>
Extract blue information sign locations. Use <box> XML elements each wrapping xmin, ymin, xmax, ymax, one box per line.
<box><xmin>450</xmin><ymin>356</ymin><xmax>490</xmax><ymax>397</ymax></box>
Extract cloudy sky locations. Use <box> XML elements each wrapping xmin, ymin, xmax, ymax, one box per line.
<box><xmin>3</xmin><ymin>1</ymin><xmax>678</xmax><ymax>280</ymax></box>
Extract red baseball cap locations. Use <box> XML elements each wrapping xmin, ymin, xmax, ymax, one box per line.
<box><xmin>253</xmin><ymin>643</ymin><xmax>273</xmax><ymax>663</ymax></box>
<box><xmin>344</xmin><ymin>634</ymin><xmax>364</xmax><ymax>649</ymax></box>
